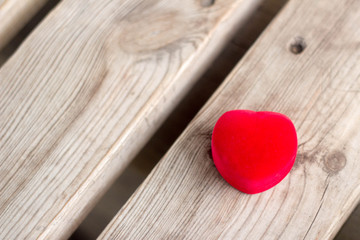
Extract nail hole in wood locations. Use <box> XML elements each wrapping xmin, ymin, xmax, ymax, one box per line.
<box><xmin>201</xmin><ymin>0</ymin><xmax>215</xmax><ymax>7</ymax></box>
<box><xmin>289</xmin><ymin>37</ymin><xmax>306</xmax><ymax>54</ymax></box>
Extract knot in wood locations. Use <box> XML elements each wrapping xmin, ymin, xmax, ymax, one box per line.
<box><xmin>323</xmin><ymin>151</ymin><xmax>346</xmax><ymax>174</ymax></box>
<box><xmin>201</xmin><ymin>0</ymin><xmax>215</xmax><ymax>7</ymax></box>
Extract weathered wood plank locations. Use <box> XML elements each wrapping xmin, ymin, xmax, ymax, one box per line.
<box><xmin>0</xmin><ymin>0</ymin><xmax>261</xmax><ymax>239</ymax></box>
<box><xmin>99</xmin><ymin>0</ymin><xmax>360</xmax><ymax>239</ymax></box>
<box><xmin>72</xmin><ymin>0</ymin><xmax>290</xmax><ymax>238</ymax></box>
<box><xmin>0</xmin><ymin>0</ymin><xmax>49</xmax><ymax>50</ymax></box>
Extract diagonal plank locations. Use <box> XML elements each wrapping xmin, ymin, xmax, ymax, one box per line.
<box><xmin>0</xmin><ymin>0</ymin><xmax>262</xmax><ymax>239</ymax></box>
<box><xmin>99</xmin><ymin>0</ymin><xmax>360</xmax><ymax>239</ymax></box>
<box><xmin>0</xmin><ymin>0</ymin><xmax>49</xmax><ymax>50</ymax></box>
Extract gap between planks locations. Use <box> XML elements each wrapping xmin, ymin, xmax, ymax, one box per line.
<box><xmin>99</xmin><ymin>0</ymin><xmax>360</xmax><ymax>239</ymax></box>
<box><xmin>0</xmin><ymin>0</ymin><xmax>262</xmax><ymax>239</ymax></box>
<box><xmin>0</xmin><ymin>0</ymin><xmax>49</xmax><ymax>50</ymax></box>
<box><xmin>71</xmin><ymin>0</ymin><xmax>289</xmax><ymax>238</ymax></box>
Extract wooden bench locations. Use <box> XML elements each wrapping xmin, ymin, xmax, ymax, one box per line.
<box><xmin>99</xmin><ymin>0</ymin><xmax>360</xmax><ymax>237</ymax></box>
<box><xmin>0</xmin><ymin>0</ymin><xmax>261</xmax><ymax>238</ymax></box>
<box><xmin>0</xmin><ymin>0</ymin><xmax>359</xmax><ymax>239</ymax></box>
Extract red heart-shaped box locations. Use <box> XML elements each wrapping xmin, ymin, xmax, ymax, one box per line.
<box><xmin>211</xmin><ymin>110</ymin><xmax>297</xmax><ymax>194</ymax></box>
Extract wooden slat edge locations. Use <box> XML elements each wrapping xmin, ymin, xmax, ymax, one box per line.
<box><xmin>99</xmin><ymin>0</ymin><xmax>360</xmax><ymax>239</ymax></box>
<box><xmin>0</xmin><ymin>0</ymin><xmax>49</xmax><ymax>50</ymax></box>
<box><xmin>0</xmin><ymin>0</ymin><xmax>262</xmax><ymax>239</ymax></box>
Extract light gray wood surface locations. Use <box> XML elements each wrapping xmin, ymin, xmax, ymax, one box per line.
<box><xmin>0</xmin><ymin>0</ymin><xmax>49</xmax><ymax>50</ymax></box>
<box><xmin>71</xmin><ymin>0</ymin><xmax>289</xmax><ymax>238</ymax></box>
<box><xmin>0</xmin><ymin>0</ymin><xmax>262</xmax><ymax>239</ymax></box>
<box><xmin>99</xmin><ymin>0</ymin><xmax>360</xmax><ymax>239</ymax></box>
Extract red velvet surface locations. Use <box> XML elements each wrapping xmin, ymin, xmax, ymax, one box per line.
<box><xmin>211</xmin><ymin>110</ymin><xmax>297</xmax><ymax>194</ymax></box>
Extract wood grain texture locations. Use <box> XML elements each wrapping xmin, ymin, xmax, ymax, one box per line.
<box><xmin>0</xmin><ymin>0</ymin><xmax>49</xmax><ymax>50</ymax></box>
<box><xmin>0</xmin><ymin>0</ymin><xmax>262</xmax><ymax>239</ymax></box>
<box><xmin>71</xmin><ymin>1</ymin><xmax>290</xmax><ymax>238</ymax></box>
<box><xmin>100</xmin><ymin>0</ymin><xmax>360</xmax><ymax>239</ymax></box>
